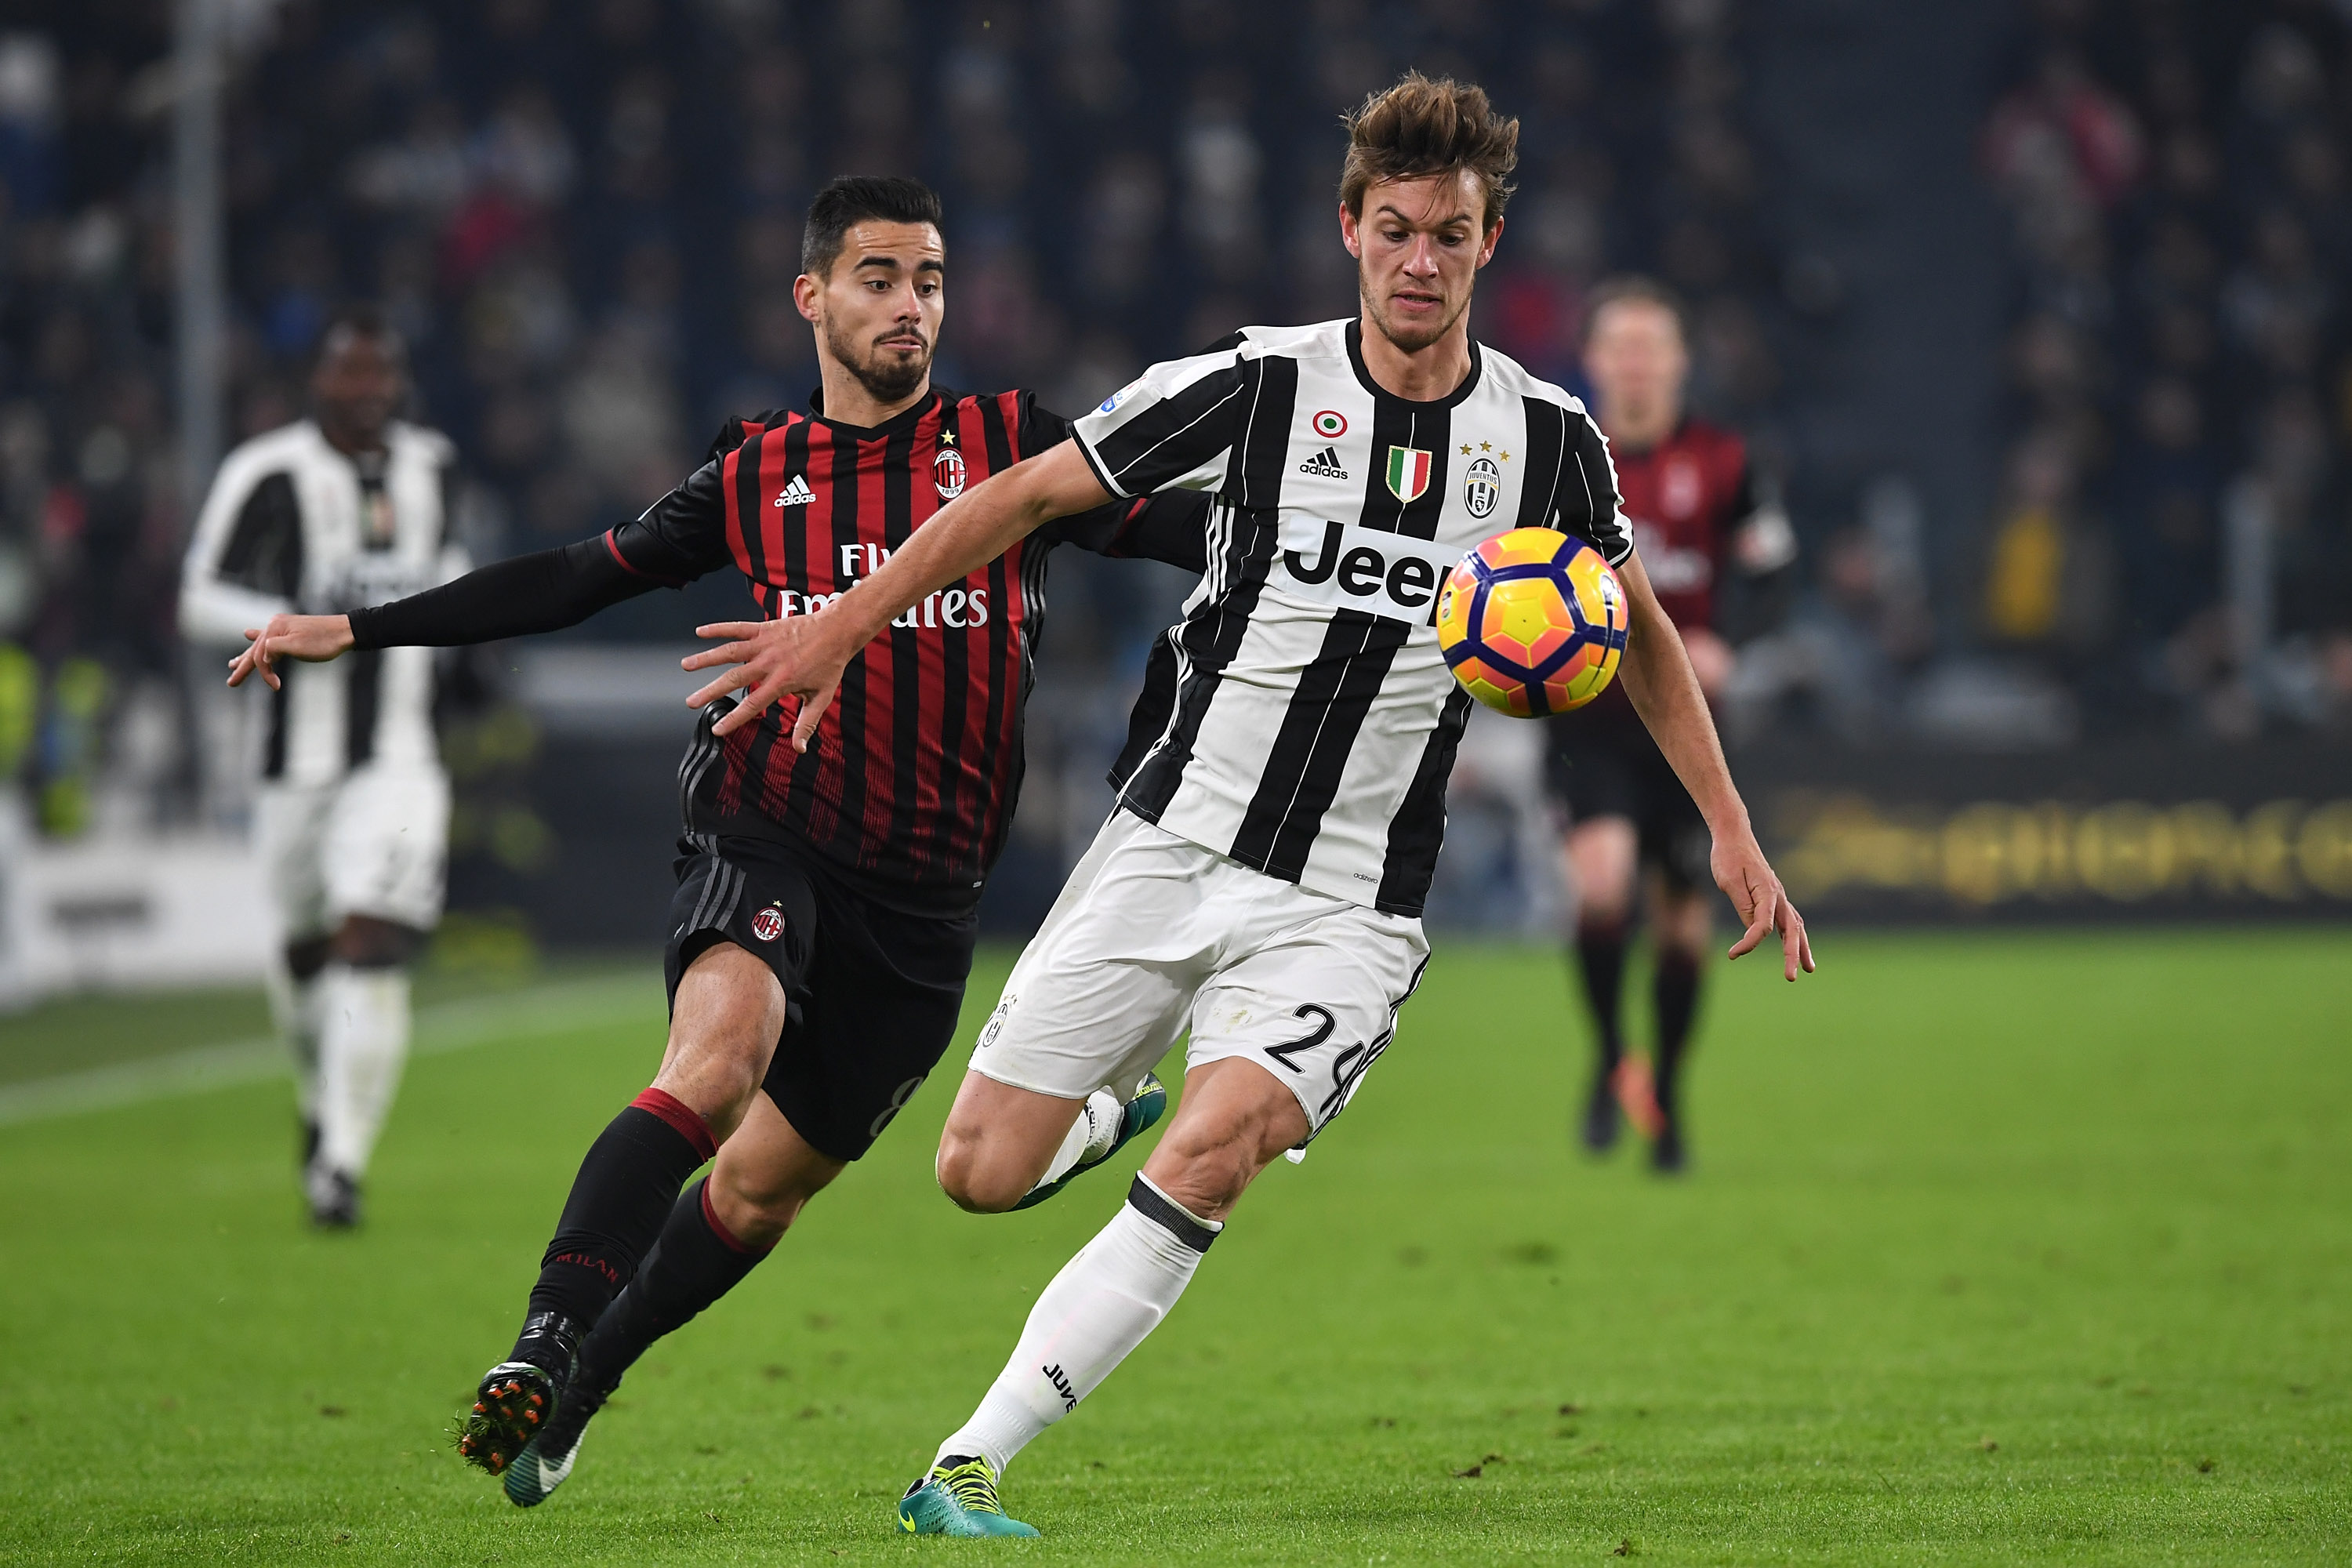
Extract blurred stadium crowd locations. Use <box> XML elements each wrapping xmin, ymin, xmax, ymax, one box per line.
<box><xmin>0</xmin><ymin>0</ymin><xmax>2345</xmax><ymax>862</ymax></box>
<box><xmin>1980</xmin><ymin>0</ymin><xmax>2352</xmax><ymax>741</ymax></box>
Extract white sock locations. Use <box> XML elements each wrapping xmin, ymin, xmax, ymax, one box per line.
<box><xmin>1026</xmin><ymin>1091</ymin><xmax>1125</xmax><ymax>1197</ymax></box>
<box><xmin>267</xmin><ymin>964</ymin><xmax>325</xmax><ymax>1128</ymax></box>
<box><xmin>315</xmin><ymin>964</ymin><xmax>412</xmax><ymax>1178</ymax></box>
<box><xmin>935</xmin><ymin>1174</ymin><xmax>1221</xmax><ymax>1476</ymax></box>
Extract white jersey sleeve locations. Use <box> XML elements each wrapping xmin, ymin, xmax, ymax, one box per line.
<box><xmin>1527</xmin><ymin>394</ymin><xmax>1634</xmax><ymax>568</ymax></box>
<box><xmin>180</xmin><ymin>433</ymin><xmax>307</xmax><ymax>648</ymax></box>
<box><xmin>1070</xmin><ymin>340</ymin><xmax>1255</xmax><ymax>499</ymax></box>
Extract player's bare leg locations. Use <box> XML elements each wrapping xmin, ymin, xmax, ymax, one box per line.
<box><xmin>505</xmin><ymin>1092</ymin><xmax>842</xmax><ymax>1505</ymax></box>
<box><xmin>934</xmin><ymin>1074</ymin><xmax>1087</xmax><ymax>1211</ymax></box>
<box><xmin>936</xmin><ymin>1066</ymin><xmax>1171</xmax><ymax>1215</ymax></box>
<box><xmin>458</xmin><ymin>942</ymin><xmax>785</xmax><ymax>1479</ymax></box>
<box><xmin>1565</xmin><ymin>816</ymin><xmax>1648</xmax><ymax>1150</ymax></box>
<box><xmin>307</xmin><ymin>915</ymin><xmax>426</xmax><ymax>1227</ymax></box>
<box><xmin>903</xmin><ymin>1058</ymin><xmax>1300</xmax><ymax>1537</ymax></box>
<box><xmin>1647</xmin><ymin>874</ymin><xmax>1711</xmax><ymax>1174</ymax></box>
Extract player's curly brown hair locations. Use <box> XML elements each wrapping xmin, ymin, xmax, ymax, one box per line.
<box><xmin>1339</xmin><ymin>73</ymin><xmax>1520</xmax><ymax>232</ymax></box>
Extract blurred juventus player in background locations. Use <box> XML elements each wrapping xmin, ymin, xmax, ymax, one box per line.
<box><xmin>181</xmin><ymin>308</ymin><xmax>465</xmax><ymax>1227</ymax></box>
<box><xmin>1548</xmin><ymin>277</ymin><xmax>1797</xmax><ymax>1172</ymax></box>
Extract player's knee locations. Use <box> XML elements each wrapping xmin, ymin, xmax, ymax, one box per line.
<box><xmin>710</xmin><ymin>1166</ymin><xmax>804</xmax><ymax>1243</ymax></box>
<box><xmin>934</xmin><ymin>1131</ymin><xmax>1029</xmax><ymax>1214</ymax></box>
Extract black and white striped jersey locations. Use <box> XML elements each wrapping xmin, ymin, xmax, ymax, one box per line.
<box><xmin>181</xmin><ymin>419</ymin><xmax>466</xmax><ymax>786</ymax></box>
<box><xmin>1077</xmin><ymin>318</ymin><xmax>1631</xmax><ymax>918</ymax></box>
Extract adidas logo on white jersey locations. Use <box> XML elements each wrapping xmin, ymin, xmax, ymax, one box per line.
<box><xmin>772</xmin><ymin>474</ymin><xmax>815</xmax><ymax>507</ymax></box>
<box><xmin>1297</xmin><ymin>445</ymin><xmax>1348</xmax><ymax>479</ymax></box>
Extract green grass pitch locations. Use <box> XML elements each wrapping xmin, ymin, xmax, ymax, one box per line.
<box><xmin>0</xmin><ymin>929</ymin><xmax>2344</xmax><ymax>1565</ymax></box>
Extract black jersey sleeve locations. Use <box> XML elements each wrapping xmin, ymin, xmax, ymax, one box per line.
<box><xmin>1018</xmin><ymin>396</ymin><xmax>1211</xmax><ymax>572</ymax></box>
<box><xmin>349</xmin><ymin>458</ymin><xmax>735</xmax><ymax>648</ymax></box>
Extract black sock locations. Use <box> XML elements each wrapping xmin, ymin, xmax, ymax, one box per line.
<box><xmin>1653</xmin><ymin>951</ymin><xmax>1702</xmax><ymax>1123</ymax></box>
<box><xmin>518</xmin><ymin>1088</ymin><xmax>716</xmax><ymax>1367</ymax></box>
<box><xmin>576</xmin><ymin>1178</ymin><xmax>771</xmax><ymax>1395</ymax></box>
<box><xmin>1573</xmin><ymin>922</ymin><xmax>1628</xmax><ymax>1076</ymax></box>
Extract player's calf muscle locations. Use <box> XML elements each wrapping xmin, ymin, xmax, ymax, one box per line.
<box><xmin>1140</xmin><ymin>1060</ymin><xmax>1307</xmax><ymax>1222</ymax></box>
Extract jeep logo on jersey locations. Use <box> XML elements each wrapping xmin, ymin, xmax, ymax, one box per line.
<box><xmin>1384</xmin><ymin>446</ymin><xmax>1432</xmax><ymax>503</ymax></box>
<box><xmin>1276</xmin><ymin>516</ymin><xmax>1460</xmax><ymax>625</ymax></box>
<box><xmin>1462</xmin><ymin>456</ymin><xmax>1502</xmax><ymax>519</ymax></box>
<box><xmin>750</xmin><ymin>905</ymin><xmax>785</xmax><ymax>942</ymax></box>
<box><xmin>933</xmin><ymin>445</ymin><xmax>967</xmax><ymax>499</ymax></box>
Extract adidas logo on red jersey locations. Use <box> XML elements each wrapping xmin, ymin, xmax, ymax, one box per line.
<box><xmin>772</xmin><ymin>474</ymin><xmax>815</xmax><ymax>507</ymax></box>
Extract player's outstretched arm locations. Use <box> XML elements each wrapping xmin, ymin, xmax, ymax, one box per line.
<box><xmin>684</xmin><ymin>441</ymin><xmax>1112</xmax><ymax>746</ymax></box>
<box><xmin>223</xmin><ymin>528</ymin><xmax>692</xmax><ymax>691</ymax></box>
<box><xmin>1614</xmin><ymin>550</ymin><xmax>1815</xmax><ymax>980</ymax></box>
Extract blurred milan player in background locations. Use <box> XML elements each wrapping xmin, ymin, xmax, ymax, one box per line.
<box><xmin>1547</xmin><ymin>278</ymin><xmax>1797</xmax><ymax>1172</ymax></box>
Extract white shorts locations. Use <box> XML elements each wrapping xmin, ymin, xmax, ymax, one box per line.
<box><xmin>971</xmin><ymin>808</ymin><xmax>1431</xmax><ymax>1144</ymax></box>
<box><xmin>257</xmin><ymin>768</ymin><xmax>452</xmax><ymax>940</ymax></box>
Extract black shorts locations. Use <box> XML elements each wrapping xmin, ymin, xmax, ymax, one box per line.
<box><xmin>663</xmin><ymin>834</ymin><xmax>977</xmax><ymax>1163</ymax></box>
<box><xmin>1543</xmin><ymin>718</ymin><xmax>1713</xmax><ymax>894</ymax></box>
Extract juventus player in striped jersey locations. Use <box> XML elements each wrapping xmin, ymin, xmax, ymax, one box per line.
<box><xmin>696</xmin><ymin>77</ymin><xmax>1813</xmax><ymax>1535</ymax></box>
<box><xmin>181</xmin><ymin>309</ymin><xmax>465</xmax><ymax>1228</ymax></box>
<box><xmin>226</xmin><ymin>176</ymin><xmax>1205</xmax><ymax>1504</ymax></box>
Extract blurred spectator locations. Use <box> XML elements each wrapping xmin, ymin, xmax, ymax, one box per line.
<box><xmin>1983</xmin><ymin>0</ymin><xmax>2352</xmax><ymax>735</ymax></box>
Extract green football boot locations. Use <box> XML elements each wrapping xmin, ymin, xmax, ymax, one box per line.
<box><xmin>1013</xmin><ymin>1072</ymin><xmax>1167</xmax><ymax>1211</ymax></box>
<box><xmin>897</xmin><ymin>1454</ymin><xmax>1039</xmax><ymax>1537</ymax></box>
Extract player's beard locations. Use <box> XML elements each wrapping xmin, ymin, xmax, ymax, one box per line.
<box><xmin>1359</xmin><ymin>267</ymin><xmax>1472</xmax><ymax>356</ymax></box>
<box><xmin>826</xmin><ymin>318</ymin><xmax>933</xmax><ymax>405</ymax></box>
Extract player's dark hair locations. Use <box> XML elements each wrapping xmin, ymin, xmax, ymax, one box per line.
<box><xmin>316</xmin><ymin>302</ymin><xmax>406</xmax><ymax>365</ymax></box>
<box><xmin>1581</xmin><ymin>275</ymin><xmax>1689</xmax><ymax>347</ymax></box>
<box><xmin>1339</xmin><ymin>73</ymin><xmax>1519</xmax><ymax>231</ymax></box>
<box><xmin>801</xmin><ymin>175</ymin><xmax>946</xmax><ymax>278</ymax></box>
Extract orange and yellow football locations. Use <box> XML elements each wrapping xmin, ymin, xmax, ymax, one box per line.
<box><xmin>1434</xmin><ymin>528</ymin><xmax>1628</xmax><ymax>717</ymax></box>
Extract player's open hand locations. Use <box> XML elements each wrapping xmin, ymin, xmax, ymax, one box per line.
<box><xmin>684</xmin><ymin>615</ymin><xmax>847</xmax><ymax>749</ymax></box>
<box><xmin>1714</xmin><ymin>828</ymin><xmax>1814</xmax><ymax>981</ymax></box>
<box><xmin>226</xmin><ymin>614</ymin><xmax>354</xmax><ymax>690</ymax></box>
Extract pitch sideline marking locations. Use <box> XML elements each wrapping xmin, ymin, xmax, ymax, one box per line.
<box><xmin>0</xmin><ymin>973</ymin><xmax>663</xmax><ymax>1128</ymax></box>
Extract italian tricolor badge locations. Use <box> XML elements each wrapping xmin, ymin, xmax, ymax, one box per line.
<box><xmin>1384</xmin><ymin>446</ymin><xmax>1432</xmax><ymax>503</ymax></box>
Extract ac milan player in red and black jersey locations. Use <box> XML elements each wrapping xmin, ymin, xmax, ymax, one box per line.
<box><xmin>1548</xmin><ymin>278</ymin><xmax>1796</xmax><ymax>1172</ymax></box>
<box><xmin>227</xmin><ymin>176</ymin><xmax>1207</xmax><ymax>1499</ymax></box>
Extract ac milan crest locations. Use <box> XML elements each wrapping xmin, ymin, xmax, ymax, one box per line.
<box><xmin>934</xmin><ymin>445</ymin><xmax>967</xmax><ymax>500</ymax></box>
<box><xmin>750</xmin><ymin>905</ymin><xmax>785</xmax><ymax>942</ymax></box>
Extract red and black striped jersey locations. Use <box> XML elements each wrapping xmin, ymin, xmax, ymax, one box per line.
<box><xmin>604</xmin><ymin>386</ymin><xmax>1207</xmax><ymax>907</ymax></box>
